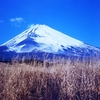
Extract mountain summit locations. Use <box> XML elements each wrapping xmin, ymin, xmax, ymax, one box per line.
<box><xmin>0</xmin><ymin>24</ymin><xmax>100</xmax><ymax>61</ymax></box>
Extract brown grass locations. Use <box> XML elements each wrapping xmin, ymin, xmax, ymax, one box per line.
<box><xmin>0</xmin><ymin>59</ymin><xmax>100</xmax><ymax>100</ymax></box>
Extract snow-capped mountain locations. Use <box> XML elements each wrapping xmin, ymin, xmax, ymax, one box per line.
<box><xmin>0</xmin><ymin>24</ymin><xmax>100</xmax><ymax>62</ymax></box>
<box><xmin>2</xmin><ymin>24</ymin><xmax>84</xmax><ymax>53</ymax></box>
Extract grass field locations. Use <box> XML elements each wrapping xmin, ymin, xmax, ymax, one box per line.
<box><xmin>0</xmin><ymin>58</ymin><xmax>100</xmax><ymax>100</ymax></box>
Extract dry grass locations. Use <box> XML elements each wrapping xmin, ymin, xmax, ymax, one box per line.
<box><xmin>0</xmin><ymin>59</ymin><xmax>100</xmax><ymax>100</ymax></box>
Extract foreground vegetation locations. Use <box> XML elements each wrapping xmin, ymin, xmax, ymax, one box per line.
<box><xmin>0</xmin><ymin>58</ymin><xmax>100</xmax><ymax>100</ymax></box>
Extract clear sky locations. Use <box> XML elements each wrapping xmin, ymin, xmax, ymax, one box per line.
<box><xmin>0</xmin><ymin>0</ymin><xmax>100</xmax><ymax>47</ymax></box>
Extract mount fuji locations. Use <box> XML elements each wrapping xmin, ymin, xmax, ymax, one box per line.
<box><xmin>0</xmin><ymin>24</ymin><xmax>100</xmax><ymax>62</ymax></box>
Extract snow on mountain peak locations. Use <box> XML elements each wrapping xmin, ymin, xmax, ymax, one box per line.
<box><xmin>2</xmin><ymin>24</ymin><xmax>85</xmax><ymax>53</ymax></box>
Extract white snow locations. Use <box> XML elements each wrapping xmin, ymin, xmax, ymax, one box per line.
<box><xmin>1</xmin><ymin>24</ymin><xmax>87</xmax><ymax>53</ymax></box>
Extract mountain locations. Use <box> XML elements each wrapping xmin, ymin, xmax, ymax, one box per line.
<box><xmin>0</xmin><ymin>24</ymin><xmax>100</xmax><ymax>62</ymax></box>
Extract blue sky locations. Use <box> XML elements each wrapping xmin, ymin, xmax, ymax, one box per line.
<box><xmin>0</xmin><ymin>0</ymin><xmax>100</xmax><ymax>47</ymax></box>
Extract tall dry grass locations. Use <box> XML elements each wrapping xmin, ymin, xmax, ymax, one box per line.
<box><xmin>0</xmin><ymin>58</ymin><xmax>100</xmax><ymax>100</ymax></box>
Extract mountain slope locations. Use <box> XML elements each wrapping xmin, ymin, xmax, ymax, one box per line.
<box><xmin>0</xmin><ymin>24</ymin><xmax>100</xmax><ymax>61</ymax></box>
